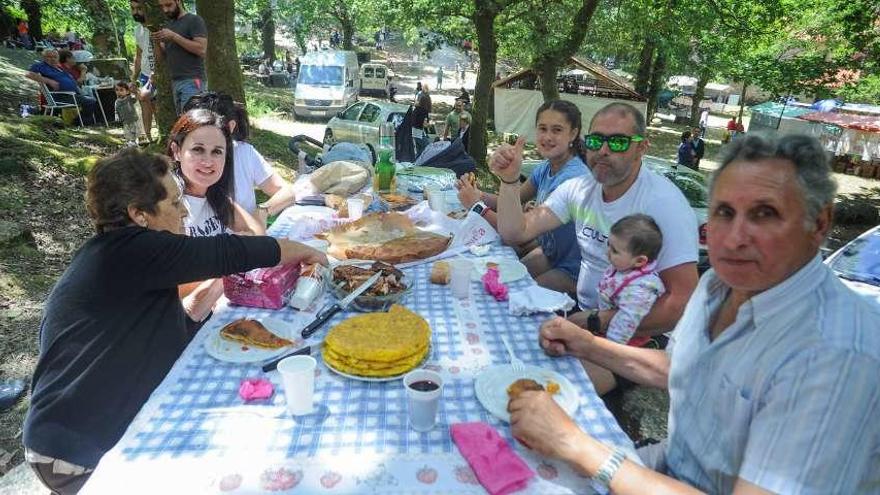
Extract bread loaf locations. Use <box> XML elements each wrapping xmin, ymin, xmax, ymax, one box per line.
<box><xmin>430</xmin><ymin>261</ymin><xmax>450</xmax><ymax>285</ymax></box>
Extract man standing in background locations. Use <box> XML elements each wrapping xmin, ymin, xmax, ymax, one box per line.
<box><xmin>152</xmin><ymin>0</ymin><xmax>207</xmax><ymax>114</ymax></box>
<box><xmin>130</xmin><ymin>0</ymin><xmax>156</xmax><ymax>142</ymax></box>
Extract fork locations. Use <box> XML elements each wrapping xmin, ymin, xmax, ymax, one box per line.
<box><xmin>500</xmin><ymin>335</ymin><xmax>525</xmax><ymax>372</ymax></box>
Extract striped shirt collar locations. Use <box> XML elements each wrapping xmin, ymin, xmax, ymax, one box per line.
<box><xmin>705</xmin><ymin>253</ymin><xmax>825</xmax><ymax>331</ymax></box>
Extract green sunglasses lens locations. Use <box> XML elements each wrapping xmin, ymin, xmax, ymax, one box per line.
<box><xmin>585</xmin><ymin>135</ymin><xmax>603</xmax><ymax>150</ymax></box>
<box><xmin>607</xmin><ymin>136</ymin><xmax>631</xmax><ymax>152</ymax></box>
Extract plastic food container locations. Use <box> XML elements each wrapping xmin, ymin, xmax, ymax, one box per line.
<box><xmin>330</xmin><ymin>275</ymin><xmax>412</xmax><ymax>312</ymax></box>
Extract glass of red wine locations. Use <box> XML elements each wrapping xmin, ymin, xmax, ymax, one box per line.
<box><xmin>403</xmin><ymin>369</ymin><xmax>444</xmax><ymax>432</ymax></box>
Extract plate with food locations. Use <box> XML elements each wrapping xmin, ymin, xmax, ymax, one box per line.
<box><xmin>470</xmin><ymin>258</ymin><xmax>529</xmax><ymax>283</ymax></box>
<box><xmin>330</xmin><ymin>261</ymin><xmax>410</xmax><ymax>311</ymax></box>
<box><xmin>379</xmin><ymin>193</ymin><xmax>420</xmax><ymax>211</ymax></box>
<box><xmin>474</xmin><ymin>363</ymin><xmax>579</xmax><ymax>423</ymax></box>
<box><xmin>322</xmin><ymin>305</ymin><xmax>431</xmax><ymax>382</ymax></box>
<box><xmin>315</xmin><ymin>212</ymin><xmax>451</xmax><ymax>264</ymax></box>
<box><xmin>204</xmin><ymin>317</ymin><xmax>301</xmax><ymax>363</ymax></box>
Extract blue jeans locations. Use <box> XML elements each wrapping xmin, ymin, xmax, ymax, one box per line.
<box><xmin>172</xmin><ymin>78</ymin><xmax>204</xmax><ymax>114</ymax></box>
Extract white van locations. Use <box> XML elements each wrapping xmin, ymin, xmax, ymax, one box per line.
<box><xmin>294</xmin><ymin>50</ymin><xmax>360</xmax><ymax>119</ymax></box>
<box><xmin>359</xmin><ymin>63</ymin><xmax>390</xmax><ymax>97</ymax></box>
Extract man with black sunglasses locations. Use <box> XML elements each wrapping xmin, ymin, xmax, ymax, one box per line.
<box><xmin>491</xmin><ymin>102</ymin><xmax>699</xmax><ymax>395</ymax></box>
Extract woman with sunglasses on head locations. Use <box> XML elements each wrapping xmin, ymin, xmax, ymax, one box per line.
<box><xmin>490</xmin><ymin>102</ymin><xmax>698</xmax><ymax>395</ymax></box>
<box><xmin>456</xmin><ymin>99</ymin><xmax>588</xmax><ymax>296</ymax></box>
<box><xmin>23</xmin><ymin>149</ymin><xmax>326</xmax><ymax>494</ymax></box>
<box><xmin>184</xmin><ymin>93</ymin><xmax>297</xmax><ymax>226</ymax></box>
<box><xmin>167</xmin><ymin>108</ymin><xmax>266</xmax><ymax>321</ymax></box>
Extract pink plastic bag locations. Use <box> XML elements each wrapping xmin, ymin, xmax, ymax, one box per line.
<box><xmin>223</xmin><ymin>263</ymin><xmax>301</xmax><ymax>309</ymax></box>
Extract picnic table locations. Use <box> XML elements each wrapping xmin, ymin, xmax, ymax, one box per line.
<box><xmin>80</xmin><ymin>199</ymin><xmax>638</xmax><ymax>494</ymax></box>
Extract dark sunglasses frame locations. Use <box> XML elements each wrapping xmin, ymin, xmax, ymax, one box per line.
<box><xmin>584</xmin><ymin>133</ymin><xmax>645</xmax><ymax>152</ymax></box>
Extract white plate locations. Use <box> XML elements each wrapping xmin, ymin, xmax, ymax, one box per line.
<box><xmin>323</xmin><ymin>345</ymin><xmax>430</xmax><ymax>382</ymax></box>
<box><xmin>474</xmin><ymin>364</ymin><xmax>580</xmax><ymax>423</ymax></box>
<box><xmin>470</xmin><ymin>257</ymin><xmax>529</xmax><ymax>283</ymax></box>
<box><xmin>203</xmin><ymin>317</ymin><xmax>303</xmax><ymax>363</ymax></box>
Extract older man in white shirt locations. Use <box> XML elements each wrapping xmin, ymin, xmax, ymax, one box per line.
<box><xmin>508</xmin><ymin>133</ymin><xmax>880</xmax><ymax>494</ymax></box>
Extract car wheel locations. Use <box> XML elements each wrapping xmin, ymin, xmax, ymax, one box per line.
<box><xmin>323</xmin><ymin>129</ymin><xmax>336</xmax><ymax>148</ymax></box>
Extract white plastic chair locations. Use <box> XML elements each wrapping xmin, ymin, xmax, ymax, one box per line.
<box><xmin>39</xmin><ymin>83</ymin><xmax>84</xmax><ymax>127</ymax></box>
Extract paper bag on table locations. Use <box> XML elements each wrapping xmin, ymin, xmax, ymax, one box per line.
<box><xmin>449</xmin><ymin>211</ymin><xmax>499</xmax><ymax>249</ymax></box>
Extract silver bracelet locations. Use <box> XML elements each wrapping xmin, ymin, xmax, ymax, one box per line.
<box><xmin>591</xmin><ymin>447</ymin><xmax>626</xmax><ymax>490</ymax></box>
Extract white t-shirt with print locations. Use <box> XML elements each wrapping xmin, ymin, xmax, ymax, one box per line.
<box><xmin>183</xmin><ymin>195</ymin><xmax>227</xmax><ymax>237</ymax></box>
<box><xmin>134</xmin><ymin>24</ymin><xmax>155</xmax><ymax>77</ymax></box>
<box><xmin>544</xmin><ymin>165</ymin><xmax>698</xmax><ymax>310</ymax></box>
<box><xmin>233</xmin><ymin>140</ymin><xmax>274</xmax><ymax>214</ymax></box>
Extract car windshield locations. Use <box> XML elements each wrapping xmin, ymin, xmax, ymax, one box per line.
<box><xmin>829</xmin><ymin>229</ymin><xmax>880</xmax><ymax>286</ymax></box>
<box><xmin>299</xmin><ymin>65</ymin><xmax>343</xmax><ymax>86</ymax></box>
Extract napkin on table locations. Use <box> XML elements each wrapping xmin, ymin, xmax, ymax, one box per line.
<box><xmin>508</xmin><ymin>286</ymin><xmax>575</xmax><ymax>316</ymax></box>
<box><xmin>482</xmin><ymin>267</ymin><xmax>509</xmax><ymax>301</ymax></box>
<box><xmin>239</xmin><ymin>378</ymin><xmax>274</xmax><ymax>402</ymax></box>
<box><xmin>450</xmin><ymin>422</ymin><xmax>535</xmax><ymax>495</ymax></box>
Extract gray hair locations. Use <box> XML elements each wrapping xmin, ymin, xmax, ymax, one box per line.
<box><xmin>710</xmin><ymin>133</ymin><xmax>837</xmax><ymax>229</ymax></box>
<box><xmin>589</xmin><ymin>102</ymin><xmax>647</xmax><ymax>136</ymax></box>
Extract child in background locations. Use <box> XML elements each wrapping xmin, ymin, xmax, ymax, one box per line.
<box><xmin>596</xmin><ymin>214</ymin><xmax>665</xmax><ymax>347</ymax></box>
<box><xmin>114</xmin><ymin>82</ymin><xmax>139</xmax><ymax>146</ymax></box>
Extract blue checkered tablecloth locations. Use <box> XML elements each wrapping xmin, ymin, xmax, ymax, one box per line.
<box><xmin>81</xmin><ymin>207</ymin><xmax>637</xmax><ymax>495</ymax></box>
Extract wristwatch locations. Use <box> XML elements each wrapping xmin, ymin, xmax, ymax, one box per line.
<box><xmin>470</xmin><ymin>201</ymin><xmax>489</xmax><ymax>217</ymax></box>
<box><xmin>590</xmin><ymin>447</ymin><xmax>626</xmax><ymax>491</ymax></box>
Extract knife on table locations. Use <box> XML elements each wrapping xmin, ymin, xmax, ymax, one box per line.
<box><xmin>300</xmin><ymin>271</ymin><xmax>382</xmax><ymax>339</ymax></box>
<box><xmin>261</xmin><ymin>343</ymin><xmax>318</xmax><ymax>373</ymax></box>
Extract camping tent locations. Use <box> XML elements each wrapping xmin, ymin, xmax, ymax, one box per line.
<box><xmin>748</xmin><ymin>102</ymin><xmax>817</xmax><ymax>135</ymax></box>
<box><xmin>493</xmin><ymin>57</ymin><xmax>646</xmax><ymax>143</ymax></box>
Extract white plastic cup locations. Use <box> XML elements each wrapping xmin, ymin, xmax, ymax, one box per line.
<box><xmin>347</xmin><ymin>197</ymin><xmax>365</xmax><ymax>220</ymax></box>
<box><xmin>403</xmin><ymin>369</ymin><xmax>444</xmax><ymax>432</ymax></box>
<box><xmin>426</xmin><ymin>187</ymin><xmax>444</xmax><ymax>212</ymax></box>
<box><xmin>277</xmin><ymin>355</ymin><xmax>317</xmax><ymax>415</ymax></box>
<box><xmin>449</xmin><ymin>259</ymin><xmax>472</xmax><ymax>299</ymax></box>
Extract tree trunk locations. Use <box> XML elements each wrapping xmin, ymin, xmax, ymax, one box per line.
<box><xmin>645</xmin><ymin>49</ymin><xmax>666</xmax><ymax>122</ymax></box>
<box><xmin>21</xmin><ymin>0</ymin><xmax>42</xmax><ymax>41</ymax></box>
<box><xmin>737</xmin><ymin>81</ymin><xmax>748</xmax><ymax>122</ymax></box>
<box><xmin>470</xmin><ymin>4</ymin><xmax>500</xmax><ymax>166</ymax></box>
<box><xmin>690</xmin><ymin>69</ymin><xmax>710</xmax><ymax>127</ymax></box>
<box><xmin>78</xmin><ymin>0</ymin><xmax>122</xmax><ymax>55</ymax></box>
<box><xmin>196</xmin><ymin>0</ymin><xmax>245</xmax><ymax>104</ymax></box>
<box><xmin>144</xmin><ymin>0</ymin><xmax>177</xmax><ymax>142</ymax></box>
<box><xmin>260</xmin><ymin>7</ymin><xmax>275</xmax><ymax>64</ymax></box>
<box><xmin>538</xmin><ymin>60</ymin><xmax>560</xmax><ymax>101</ymax></box>
<box><xmin>340</xmin><ymin>20</ymin><xmax>354</xmax><ymax>50</ymax></box>
<box><xmin>634</xmin><ymin>37</ymin><xmax>655</xmax><ymax>96</ymax></box>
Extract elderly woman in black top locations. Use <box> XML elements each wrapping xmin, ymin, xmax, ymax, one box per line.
<box><xmin>22</xmin><ymin>149</ymin><xmax>326</xmax><ymax>494</ymax></box>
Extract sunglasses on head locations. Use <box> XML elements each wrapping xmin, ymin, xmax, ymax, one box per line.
<box><xmin>584</xmin><ymin>133</ymin><xmax>644</xmax><ymax>152</ymax></box>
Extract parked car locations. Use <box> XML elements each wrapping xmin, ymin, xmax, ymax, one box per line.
<box><xmin>324</xmin><ymin>100</ymin><xmax>437</xmax><ymax>156</ymax></box>
<box><xmin>359</xmin><ymin>63</ymin><xmax>391</xmax><ymax>97</ymax></box>
<box><xmin>520</xmin><ymin>154</ymin><xmax>711</xmax><ymax>272</ymax></box>
<box><xmin>824</xmin><ymin>224</ymin><xmax>880</xmax><ymax>305</ymax></box>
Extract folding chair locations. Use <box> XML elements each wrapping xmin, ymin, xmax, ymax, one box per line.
<box><xmin>39</xmin><ymin>83</ymin><xmax>84</xmax><ymax>127</ymax></box>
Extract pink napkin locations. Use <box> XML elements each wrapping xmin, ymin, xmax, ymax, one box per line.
<box><xmin>482</xmin><ymin>267</ymin><xmax>509</xmax><ymax>301</ymax></box>
<box><xmin>239</xmin><ymin>378</ymin><xmax>274</xmax><ymax>401</ymax></box>
<box><xmin>450</xmin><ymin>422</ymin><xmax>535</xmax><ymax>495</ymax></box>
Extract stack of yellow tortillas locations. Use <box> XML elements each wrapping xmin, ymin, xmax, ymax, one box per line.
<box><xmin>323</xmin><ymin>305</ymin><xmax>431</xmax><ymax>378</ymax></box>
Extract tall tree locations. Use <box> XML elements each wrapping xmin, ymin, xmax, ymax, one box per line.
<box><xmin>499</xmin><ymin>0</ymin><xmax>601</xmax><ymax>101</ymax></box>
<box><xmin>21</xmin><ymin>0</ymin><xmax>42</xmax><ymax>40</ymax></box>
<box><xmin>259</xmin><ymin>1</ymin><xmax>276</xmax><ymax>63</ymax></box>
<box><xmin>79</xmin><ymin>0</ymin><xmax>123</xmax><ymax>55</ymax></box>
<box><xmin>196</xmin><ymin>0</ymin><xmax>245</xmax><ymax>104</ymax></box>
